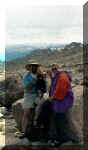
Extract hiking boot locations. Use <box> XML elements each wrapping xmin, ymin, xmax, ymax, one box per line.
<box><xmin>32</xmin><ymin>141</ymin><xmax>41</xmax><ymax>146</ymax></box>
<box><xmin>54</xmin><ymin>136</ymin><xmax>74</xmax><ymax>147</ymax></box>
<box><xmin>47</xmin><ymin>139</ymin><xmax>57</xmax><ymax>147</ymax></box>
<box><xmin>20</xmin><ymin>137</ymin><xmax>31</xmax><ymax>145</ymax></box>
<box><xmin>19</xmin><ymin>133</ymin><xmax>27</xmax><ymax>139</ymax></box>
<box><xmin>33</xmin><ymin>120</ymin><xmax>37</xmax><ymax>127</ymax></box>
<box><xmin>72</xmin><ymin>138</ymin><xmax>81</xmax><ymax>144</ymax></box>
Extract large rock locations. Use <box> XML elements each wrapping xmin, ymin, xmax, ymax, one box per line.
<box><xmin>1</xmin><ymin>144</ymin><xmax>83</xmax><ymax>150</ymax></box>
<box><xmin>12</xmin><ymin>99</ymin><xmax>24</xmax><ymax>130</ymax></box>
<box><xmin>12</xmin><ymin>99</ymin><xmax>45</xmax><ymax>142</ymax></box>
<box><xmin>12</xmin><ymin>99</ymin><xmax>82</xmax><ymax>142</ymax></box>
<box><xmin>5</xmin><ymin>90</ymin><xmax>24</xmax><ymax>108</ymax></box>
<box><xmin>0</xmin><ymin>76</ymin><xmax>24</xmax><ymax>108</ymax></box>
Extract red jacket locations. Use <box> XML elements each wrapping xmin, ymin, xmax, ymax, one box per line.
<box><xmin>53</xmin><ymin>72</ymin><xmax>69</xmax><ymax>100</ymax></box>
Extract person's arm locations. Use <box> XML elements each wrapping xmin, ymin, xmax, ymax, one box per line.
<box><xmin>24</xmin><ymin>83</ymin><xmax>35</xmax><ymax>91</ymax></box>
<box><xmin>64</xmin><ymin>71</ymin><xmax>72</xmax><ymax>82</ymax></box>
<box><xmin>48</xmin><ymin>96</ymin><xmax>53</xmax><ymax>102</ymax></box>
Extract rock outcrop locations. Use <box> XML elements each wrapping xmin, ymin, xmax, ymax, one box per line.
<box><xmin>0</xmin><ymin>76</ymin><xmax>24</xmax><ymax>108</ymax></box>
<box><xmin>1</xmin><ymin>144</ymin><xmax>83</xmax><ymax>150</ymax></box>
<box><xmin>12</xmin><ymin>98</ymin><xmax>82</xmax><ymax>142</ymax></box>
<box><xmin>12</xmin><ymin>99</ymin><xmax>24</xmax><ymax>130</ymax></box>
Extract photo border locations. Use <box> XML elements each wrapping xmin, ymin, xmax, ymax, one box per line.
<box><xmin>2</xmin><ymin>2</ymin><xmax>87</xmax><ymax>150</ymax></box>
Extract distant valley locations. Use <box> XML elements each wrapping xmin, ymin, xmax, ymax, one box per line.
<box><xmin>5</xmin><ymin>43</ymin><xmax>65</xmax><ymax>61</ymax></box>
<box><xmin>5</xmin><ymin>42</ymin><xmax>83</xmax><ymax>72</ymax></box>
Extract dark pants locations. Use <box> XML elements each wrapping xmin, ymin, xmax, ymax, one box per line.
<box><xmin>38</xmin><ymin>100</ymin><xmax>51</xmax><ymax>140</ymax></box>
<box><xmin>38</xmin><ymin>102</ymin><xmax>80</xmax><ymax>143</ymax></box>
<box><xmin>54</xmin><ymin>111</ymin><xmax>80</xmax><ymax>144</ymax></box>
<box><xmin>54</xmin><ymin>112</ymin><xmax>66</xmax><ymax>141</ymax></box>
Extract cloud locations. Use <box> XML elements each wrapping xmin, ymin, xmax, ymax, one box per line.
<box><xmin>6</xmin><ymin>5</ymin><xmax>83</xmax><ymax>45</ymax></box>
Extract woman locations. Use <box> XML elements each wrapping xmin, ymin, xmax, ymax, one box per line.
<box><xmin>20</xmin><ymin>62</ymin><xmax>40</xmax><ymax>138</ymax></box>
<box><xmin>48</xmin><ymin>63</ymin><xmax>75</xmax><ymax>146</ymax></box>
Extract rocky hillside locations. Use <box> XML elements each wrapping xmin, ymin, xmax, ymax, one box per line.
<box><xmin>5</xmin><ymin>43</ymin><xmax>83</xmax><ymax>73</ymax></box>
<box><xmin>64</xmin><ymin>42</ymin><xmax>82</xmax><ymax>50</ymax></box>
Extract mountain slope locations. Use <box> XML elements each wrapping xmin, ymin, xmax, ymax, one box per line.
<box><xmin>5</xmin><ymin>43</ymin><xmax>65</xmax><ymax>61</ymax></box>
<box><xmin>6</xmin><ymin>45</ymin><xmax>83</xmax><ymax>72</ymax></box>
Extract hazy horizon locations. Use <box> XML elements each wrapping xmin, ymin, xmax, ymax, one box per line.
<box><xmin>0</xmin><ymin>5</ymin><xmax>83</xmax><ymax>61</ymax></box>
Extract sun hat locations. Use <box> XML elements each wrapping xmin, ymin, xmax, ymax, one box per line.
<box><xmin>28</xmin><ymin>60</ymin><xmax>41</xmax><ymax>66</ymax></box>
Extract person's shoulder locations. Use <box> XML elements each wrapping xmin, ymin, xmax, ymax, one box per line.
<box><xmin>58</xmin><ymin>71</ymin><xmax>70</xmax><ymax>80</ymax></box>
<box><xmin>56</xmin><ymin>71</ymin><xmax>63</xmax><ymax>77</ymax></box>
<box><xmin>23</xmin><ymin>72</ymin><xmax>30</xmax><ymax>79</ymax></box>
<box><xmin>63</xmin><ymin>71</ymin><xmax>72</xmax><ymax>81</ymax></box>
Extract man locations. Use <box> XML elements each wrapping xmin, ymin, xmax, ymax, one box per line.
<box><xmin>48</xmin><ymin>63</ymin><xmax>77</xmax><ymax>146</ymax></box>
<box><xmin>20</xmin><ymin>61</ymin><xmax>40</xmax><ymax>138</ymax></box>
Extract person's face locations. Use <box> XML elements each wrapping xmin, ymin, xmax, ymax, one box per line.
<box><xmin>25</xmin><ymin>65</ymin><xmax>32</xmax><ymax>72</ymax></box>
<box><xmin>32</xmin><ymin>65</ymin><xmax>38</xmax><ymax>74</ymax></box>
<box><xmin>51</xmin><ymin>67</ymin><xmax>58</xmax><ymax>77</ymax></box>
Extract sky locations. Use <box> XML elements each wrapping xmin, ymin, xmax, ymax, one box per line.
<box><xmin>6</xmin><ymin>5</ymin><xmax>83</xmax><ymax>45</ymax></box>
<box><xmin>0</xmin><ymin>0</ymin><xmax>86</xmax><ymax>61</ymax></box>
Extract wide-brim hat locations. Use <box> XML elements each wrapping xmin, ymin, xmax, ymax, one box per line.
<box><xmin>28</xmin><ymin>60</ymin><xmax>42</xmax><ymax>66</ymax></box>
<box><xmin>25</xmin><ymin>62</ymin><xmax>41</xmax><ymax>70</ymax></box>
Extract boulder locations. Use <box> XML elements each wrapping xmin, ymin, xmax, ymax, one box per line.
<box><xmin>1</xmin><ymin>143</ymin><xmax>83</xmax><ymax>150</ymax></box>
<box><xmin>12</xmin><ymin>99</ymin><xmax>45</xmax><ymax>141</ymax></box>
<box><xmin>12</xmin><ymin>99</ymin><xmax>24</xmax><ymax>130</ymax></box>
<box><xmin>73</xmin><ymin>79</ymin><xmax>80</xmax><ymax>85</ymax></box>
<box><xmin>4</xmin><ymin>90</ymin><xmax>24</xmax><ymax>108</ymax></box>
<box><xmin>12</xmin><ymin>98</ymin><xmax>82</xmax><ymax>142</ymax></box>
<box><xmin>0</xmin><ymin>76</ymin><xmax>24</xmax><ymax>108</ymax></box>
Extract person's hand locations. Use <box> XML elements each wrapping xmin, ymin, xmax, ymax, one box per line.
<box><xmin>34</xmin><ymin>76</ymin><xmax>38</xmax><ymax>81</ymax></box>
<box><xmin>37</xmin><ymin>90</ymin><xmax>41</xmax><ymax>94</ymax></box>
<box><xmin>47</xmin><ymin>70</ymin><xmax>52</xmax><ymax>78</ymax></box>
<box><xmin>38</xmin><ymin>100</ymin><xmax>42</xmax><ymax>105</ymax></box>
<box><xmin>48</xmin><ymin>96</ymin><xmax>53</xmax><ymax>102</ymax></box>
